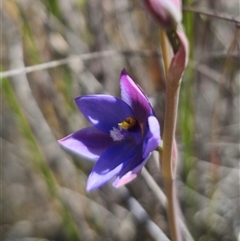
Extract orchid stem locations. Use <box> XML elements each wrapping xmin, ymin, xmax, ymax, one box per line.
<box><xmin>162</xmin><ymin>85</ymin><xmax>182</xmax><ymax>241</ymax></box>
<box><xmin>160</xmin><ymin>30</ymin><xmax>182</xmax><ymax>241</ymax></box>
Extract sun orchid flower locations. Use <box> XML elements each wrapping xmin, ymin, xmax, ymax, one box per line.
<box><xmin>59</xmin><ymin>69</ymin><xmax>161</xmax><ymax>192</ymax></box>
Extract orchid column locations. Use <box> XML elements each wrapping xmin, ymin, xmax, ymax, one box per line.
<box><xmin>143</xmin><ymin>1</ymin><xmax>189</xmax><ymax>241</ymax></box>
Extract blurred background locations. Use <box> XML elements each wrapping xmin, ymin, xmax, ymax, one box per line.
<box><xmin>1</xmin><ymin>0</ymin><xmax>240</xmax><ymax>240</ymax></box>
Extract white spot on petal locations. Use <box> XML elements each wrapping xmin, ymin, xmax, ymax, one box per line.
<box><xmin>110</xmin><ymin>127</ymin><xmax>124</xmax><ymax>141</ymax></box>
<box><xmin>88</xmin><ymin>116</ymin><xmax>99</xmax><ymax>125</ymax></box>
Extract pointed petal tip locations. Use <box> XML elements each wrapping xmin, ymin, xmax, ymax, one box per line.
<box><xmin>86</xmin><ymin>172</ymin><xmax>110</xmax><ymax>192</ymax></box>
<box><xmin>86</xmin><ymin>185</ymin><xmax>97</xmax><ymax>192</ymax></box>
<box><xmin>74</xmin><ymin>95</ymin><xmax>82</xmax><ymax>104</ymax></box>
<box><xmin>86</xmin><ymin>182</ymin><xmax>96</xmax><ymax>192</ymax></box>
<box><xmin>57</xmin><ymin>127</ymin><xmax>112</xmax><ymax>160</ymax></box>
<box><xmin>86</xmin><ymin>175</ymin><xmax>99</xmax><ymax>192</ymax></box>
<box><xmin>58</xmin><ymin>138</ymin><xmax>68</xmax><ymax>149</ymax></box>
<box><xmin>120</xmin><ymin>68</ymin><xmax>128</xmax><ymax>77</ymax></box>
<box><xmin>58</xmin><ymin>136</ymin><xmax>68</xmax><ymax>143</ymax></box>
<box><xmin>58</xmin><ymin>136</ymin><xmax>68</xmax><ymax>146</ymax></box>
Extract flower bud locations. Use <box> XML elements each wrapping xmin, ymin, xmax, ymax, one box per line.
<box><xmin>143</xmin><ymin>0</ymin><xmax>182</xmax><ymax>30</ymax></box>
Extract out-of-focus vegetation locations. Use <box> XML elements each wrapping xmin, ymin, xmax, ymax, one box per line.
<box><xmin>1</xmin><ymin>0</ymin><xmax>239</xmax><ymax>240</ymax></box>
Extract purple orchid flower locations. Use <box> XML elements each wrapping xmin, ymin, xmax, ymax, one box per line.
<box><xmin>59</xmin><ymin>69</ymin><xmax>160</xmax><ymax>192</ymax></box>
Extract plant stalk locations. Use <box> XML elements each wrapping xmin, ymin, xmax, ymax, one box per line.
<box><xmin>160</xmin><ymin>30</ymin><xmax>182</xmax><ymax>241</ymax></box>
<box><xmin>162</xmin><ymin>82</ymin><xmax>181</xmax><ymax>241</ymax></box>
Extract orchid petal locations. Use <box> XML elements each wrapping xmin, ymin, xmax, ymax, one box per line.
<box><xmin>58</xmin><ymin>126</ymin><xmax>114</xmax><ymax>160</ymax></box>
<box><xmin>127</xmin><ymin>122</ymin><xmax>142</xmax><ymax>145</ymax></box>
<box><xmin>75</xmin><ymin>95</ymin><xmax>134</xmax><ymax>133</ymax></box>
<box><xmin>143</xmin><ymin>116</ymin><xmax>161</xmax><ymax>158</ymax></box>
<box><xmin>120</xmin><ymin>70</ymin><xmax>152</xmax><ymax>125</ymax></box>
<box><xmin>112</xmin><ymin>172</ymin><xmax>138</xmax><ymax>188</ymax></box>
<box><xmin>113</xmin><ymin>154</ymin><xmax>151</xmax><ymax>188</ymax></box>
<box><xmin>86</xmin><ymin>140</ymin><xmax>140</xmax><ymax>192</ymax></box>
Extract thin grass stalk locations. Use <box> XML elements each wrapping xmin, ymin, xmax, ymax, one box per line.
<box><xmin>181</xmin><ymin>0</ymin><xmax>195</xmax><ymax>182</ymax></box>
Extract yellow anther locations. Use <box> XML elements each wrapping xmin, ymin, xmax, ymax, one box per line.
<box><xmin>119</xmin><ymin>117</ymin><xmax>137</xmax><ymax>130</ymax></box>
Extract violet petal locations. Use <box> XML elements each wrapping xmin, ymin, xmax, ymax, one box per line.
<box><xmin>75</xmin><ymin>95</ymin><xmax>134</xmax><ymax>133</ymax></box>
<box><xmin>113</xmin><ymin>153</ymin><xmax>151</xmax><ymax>188</ymax></box>
<box><xmin>127</xmin><ymin>122</ymin><xmax>142</xmax><ymax>145</ymax></box>
<box><xmin>86</xmin><ymin>140</ymin><xmax>140</xmax><ymax>192</ymax></box>
<box><xmin>58</xmin><ymin>126</ymin><xmax>114</xmax><ymax>160</ymax></box>
<box><xmin>120</xmin><ymin>70</ymin><xmax>152</xmax><ymax>124</ymax></box>
<box><xmin>143</xmin><ymin>116</ymin><xmax>161</xmax><ymax>159</ymax></box>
